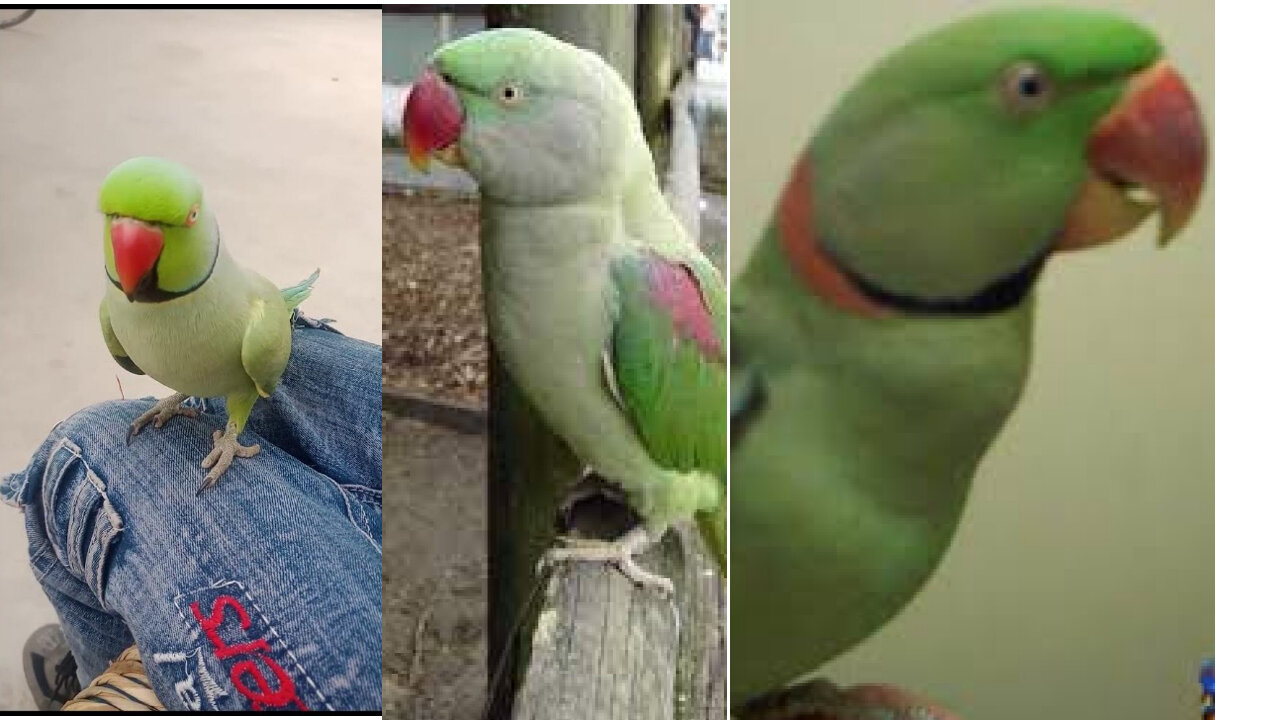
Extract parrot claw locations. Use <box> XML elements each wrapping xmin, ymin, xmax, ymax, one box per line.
<box><xmin>126</xmin><ymin>393</ymin><xmax>196</xmax><ymax>444</ymax></box>
<box><xmin>541</xmin><ymin>526</ymin><xmax>674</xmax><ymax>596</ymax></box>
<box><xmin>197</xmin><ymin>428</ymin><xmax>260</xmax><ymax>493</ymax></box>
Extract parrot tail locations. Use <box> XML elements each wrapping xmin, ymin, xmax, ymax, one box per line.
<box><xmin>696</xmin><ymin>506</ymin><xmax>726</xmax><ymax>572</ymax></box>
<box><xmin>280</xmin><ymin>269</ymin><xmax>320</xmax><ymax>310</ymax></box>
<box><xmin>646</xmin><ymin>467</ymin><xmax>725</xmax><ymax>572</ymax></box>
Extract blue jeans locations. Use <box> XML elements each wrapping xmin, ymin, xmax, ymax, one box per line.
<box><xmin>2</xmin><ymin>320</ymin><xmax>382</xmax><ymax>711</ymax></box>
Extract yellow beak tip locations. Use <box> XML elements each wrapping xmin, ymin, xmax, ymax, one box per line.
<box><xmin>407</xmin><ymin>152</ymin><xmax>431</xmax><ymax>173</ymax></box>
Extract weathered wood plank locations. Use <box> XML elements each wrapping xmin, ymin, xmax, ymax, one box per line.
<box><xmin>507</xmin><ymin>520</ymin><xmax>724</xmax><ymax>720</ymax></box>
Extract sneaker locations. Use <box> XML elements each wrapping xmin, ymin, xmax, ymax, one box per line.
<box><xmin>23</xmin><ymin>624</ymin><xmax>81</xmax><ymax>711</ymax></box>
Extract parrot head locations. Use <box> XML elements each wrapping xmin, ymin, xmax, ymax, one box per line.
<box><xmin>99</xmin><ymin>157</ymin><xmax>219</xmax><ymax>303</ymax></box>
<box><xmin>782</xmin><ymin>8</ymin><xmax>1207</xmax><ymax>316</ymax></box>
<box><xmin>401</xmin><ymin>28</ymin><xmax>649</xmax><ymax>203</ymax></box>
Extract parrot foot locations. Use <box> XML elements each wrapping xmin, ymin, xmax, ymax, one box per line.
<box><xmin>542</xmin><ymin>525</ymin><xmax>673</xmax><ymax>596</ymax></box>
<box><xmin>126</xmin><ymin>393</ymin><xmax>197</xmax><ymax>445</ymax></box>
<box><xmin>197</xmin><ymin>425</ymin><xmax>260</xmax><ymax>493</ymax></box>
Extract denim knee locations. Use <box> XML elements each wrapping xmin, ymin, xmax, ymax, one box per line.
<box><xmin>4</xmin><ymin>400</ymin><xmax>139</xmax><ymax>503</ymax></box>
<box><xmin>1</xmin><ymin>401</ymin><xmax>144</xmax><ymax>612</ymax></box>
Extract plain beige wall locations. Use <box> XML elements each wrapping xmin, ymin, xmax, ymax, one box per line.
<box><xmin>731</xmin><ymin>2</ymin><xmax>1213</xmax><ymax>717</ymax></box>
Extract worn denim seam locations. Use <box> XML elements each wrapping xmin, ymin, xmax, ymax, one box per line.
<box><xmin>28</xmin><ymin>544</ymin><xmax>58</xmax><ymax>583</ymax></box>
<box><xmin>342</xmin><ymin>494</ymin><xmax>366</xmax><ymax>538</ymax></box>
<box><xmin>338</xmin><ymin>484</ymin><xmax>381</xmax><ymax>502</ymax></box>
<box><xmin>91</xmin><ymin>512</ymin><xmax>124</xmax><ymax>612</ymax></box>
<box><xmin>77</xmin><ymin>460</ymin><xmax>124</xmax><ymax>610</ymax></box>
<box><xmin>2</xmin><ymin>468</ymin><xmax>28</xmax><ymax>508</ymax></box>
<box><xmin>172</xmin><ymin>580</ymin><xmax>335</xmax><ymax>712</ymax></box>
<box><xmin>41</xmin><ymin>439</ymin><xmax>83</xmax><ymax>569</ymax></box>
<box><xmin>65</xmin><ymin>476</ymin><xmax>95</xmax><ymax>579</ymax></box>
<box><xmin>354</xmin><ymin>502</ymin><xmax>374</xmax><ymax>546</ymax></box>
<box><xmin>81</xmin><ymin>464</ymin><xmax>123</xmax><ymax>533</ymax></box>
<box><xmin>316</xmin><ymin>475</ymin><xmax>380</xmax><ymax>555</ymax></box>
<box><xmin>40</xmin><ymin>436</ymin><xmax>125</xmax><ymax>608</ymax></box>
<box><xmin>339</xmin><ymin>482</ymin><xmax>378</xmax><ymax>555</ymax></box>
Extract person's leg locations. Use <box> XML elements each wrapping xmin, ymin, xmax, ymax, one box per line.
<box><xmin>2</xmin><ymin>325</ymin><xmax>383</xmax><ymax>710</ymax></box>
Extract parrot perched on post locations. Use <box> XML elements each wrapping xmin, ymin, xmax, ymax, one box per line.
<box><xmin>99</xmin><ymin>157</ymin><xmax>319</xmax><ymax>491</ymax></box>
<box><xmin>401</xmin><ymin>28</ymin><xmax>727</xmax><ymax>590</ymax></box>
<box><xmin>729</xmin><ymin>8</ymin><xmax>1206</xmax><ymax>713</ymax></box>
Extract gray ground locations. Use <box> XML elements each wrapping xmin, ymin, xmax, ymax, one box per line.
<box><xmin>383</xmin><ymin>416</ymin><xmax>488</xmax><ymax>720</ymax></box>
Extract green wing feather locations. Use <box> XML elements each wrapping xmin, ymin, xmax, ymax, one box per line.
<box><xmin>241</xmin><ymin>298</ymin><xmax>292</xmax><ymax>397</ymax></box>
<box><xmin>608</xmin><ymin>252</ymin><xmax>726</xmax><ymax>472</ymax></box>
<box><xmin>606</xmin><ymin>251</ymin><xmax>727</xmax><ymax>561</ymax></box>
<box><xmin>99</xmin><ymin>297</ymin><xmax>143</xmax><ymax>375</ymax></box>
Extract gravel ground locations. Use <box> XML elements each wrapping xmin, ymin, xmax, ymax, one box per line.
<box><xmin>383</xmin><ymin>190</ymin><xmax>487</xmax><ymax>405</ymax></box>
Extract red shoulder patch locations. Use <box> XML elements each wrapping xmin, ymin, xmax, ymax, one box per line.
<box><xmin>646</xmin><ymin>259</ymin><xmax>724</xmax><ymax>362</ymax></box>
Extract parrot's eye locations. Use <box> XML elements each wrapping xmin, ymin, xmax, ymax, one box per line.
<box><xmin>495</xmin><ymin>82</ymin><xmax>524</xmax><ymax>107</ymax></box>
<box><xmin>1000</xmin><ymin>61</ymin><xmax>1053</xmax><ymax>114</ymax></box>
<box><xmin>186</xmin><ymin>206</ymin><xmax>199</xmax><ymax>226</ymax></box>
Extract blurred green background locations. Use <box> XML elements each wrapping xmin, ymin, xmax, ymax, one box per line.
<box><xmin>730</xmin><ymin>1</ymin><xmax>1213</xmax><ymax>717</ymax></box>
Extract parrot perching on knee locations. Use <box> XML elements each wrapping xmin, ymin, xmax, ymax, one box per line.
<box><xmin>728</xmin><ymin>8</ymin><xmax>1206</xmax><ymax>709</ymax></box>
<box><xmin>401</xmin><ymin>28</ymin><xmax>726</xmax><ymax>589</ymax></box>
<box><xmin>99</xmin><ymin>157</ymin><xmax>319</xmax><ymax>491</ymax></box>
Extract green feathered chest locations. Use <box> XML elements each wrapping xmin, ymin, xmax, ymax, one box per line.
<box><xmin>104</xmin><ymin>257</ymin><xmax>277</xmax><ymax>398</ymax></box>
<box><xmin>730</xmin><ymin>283</ymin><xmax>1036</xmax><ymax>700</ymax></box>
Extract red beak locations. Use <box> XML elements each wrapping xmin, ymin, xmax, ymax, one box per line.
<box><xmin>1059</xmin><ymin>60</ymin><xmax>1207</xmax><ymax>250</ymax></box>
<box><xmin>111</xmin><ymin>218</ymin><xmax>164</xmax><ymax>299</ymax></box>
<box><xmin>402</xmin><ymin>68</ymin><xmax>465</xmax><ymax>171</ymax></box>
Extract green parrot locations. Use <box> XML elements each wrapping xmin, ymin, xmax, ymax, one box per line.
<box><xmin>99</xmin><ymin>157</ymin><xmax>319</xmax><ymax>491</ymax></box>
<box><xmin>401</xmin><ymin>28</ymin><xmax>727</xmax><ymax>589</ymax></box>
<box><xmin>729</xmin><ymin>8</ymin><xmax>1206</xmax><ymax>710</ymax></box>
